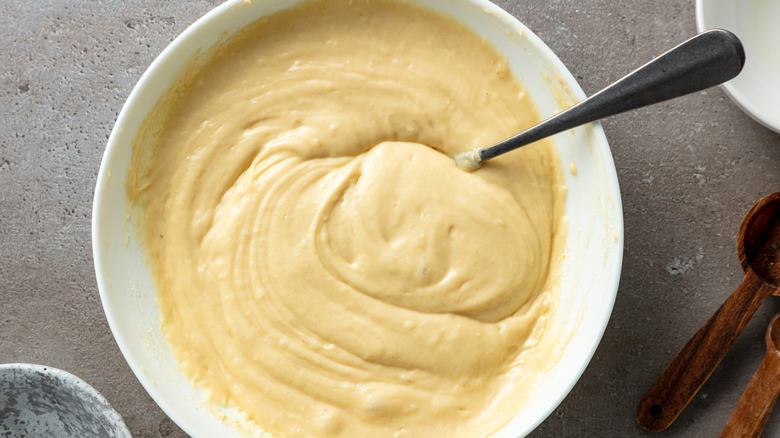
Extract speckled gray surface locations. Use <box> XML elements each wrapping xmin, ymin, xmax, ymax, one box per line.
<box><xmin>0</xmin><ymin>1</ymin><xmax>778</xmax><ymax>437</ymax></box>
<box><xmin>0</xmin><ymin>364</ymin><xmax>131</xmax><ymax>437</ymax></box>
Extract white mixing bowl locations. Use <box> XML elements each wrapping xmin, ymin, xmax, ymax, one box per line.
<box><xmin>696</xmin><ymin>0</ymin><xmax>780</xmax><ymax>133</ymax></box>
<box><xmin>92</xmin><ymin>0</ymin><xmax>623</xmax><ymax>436</ymax></box>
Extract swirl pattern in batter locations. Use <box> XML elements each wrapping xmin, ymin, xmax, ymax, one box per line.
<box><xmin>128</xmin><ymin>0</ymin><xmax>567</xmax><ymax>436</ymax></box>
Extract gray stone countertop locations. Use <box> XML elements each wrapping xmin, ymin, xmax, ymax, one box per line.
<box><xmin>1</xmin><ymin>1</ymin><xmax>778</xmax><ymax>437</ymax></box>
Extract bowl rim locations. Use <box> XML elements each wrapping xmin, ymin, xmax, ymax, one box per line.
<box><xmin>695</xmin><ymin>0</ymin><xmax>780</xmax><ymax>134</ymax></box>
<box><xmin>92</xmin><ymin>0</ymin><xmax>623</xmax><ymax>436</ymax></box>
<box><xmin>91</xmin><ymin>1</ymin><xmax>242</xmax><ymax>435</ymax></box>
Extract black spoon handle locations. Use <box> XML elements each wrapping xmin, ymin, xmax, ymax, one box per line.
<box><xmin>479</xmin><ymin>29</ymin><xmax>745</xmax><ymax>162</ymax></box>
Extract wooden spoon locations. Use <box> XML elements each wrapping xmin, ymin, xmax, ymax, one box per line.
<box><xmin>637</xmin><ymin>191</ymin><xmax>780</xmax><ymax>431</ymax></box>
<box><xmin>721</xmin><ymin>312</ymin><xmax>780</xmax><ymax>438</ymax></box>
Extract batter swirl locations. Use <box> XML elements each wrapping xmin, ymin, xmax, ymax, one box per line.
<box><xmin>128</xmin><ymin>1</ymin><xmax>567</xmax><ymax>436</ymax></box>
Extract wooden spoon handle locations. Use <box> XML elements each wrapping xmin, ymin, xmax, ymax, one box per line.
<box><xmin>721</xmin><ymin>351</ymin><xmax>780</xmax><ymax>438</ymax></box>
<box><xmin>637</xmin><ymin>271</ymin><xmax>775</xmax><ymax>431</ymax></box>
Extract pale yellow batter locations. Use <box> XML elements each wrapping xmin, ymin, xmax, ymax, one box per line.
<box><xmin>128</xmin><ymin>0</ymin><xmax>567</xmax><ymax>436</ymax></box>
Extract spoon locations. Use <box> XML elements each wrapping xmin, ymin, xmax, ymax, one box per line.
<box><xmin>721</xmin><ymin>312</ymin><xmax>780</xmax><ymax>438</ymax></box>
<box><xmin>452</xmin><ymin>29</ymin><xmax>745</xmax><ymax>171</ymax></box>
<box><xmin>637</xmin><ymin>191</ymin><xmax>780</xmax><ymax>432</ymax></box>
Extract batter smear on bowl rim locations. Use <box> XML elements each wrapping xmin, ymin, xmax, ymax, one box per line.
<box><xmin>127</xmin><ymin>0</ymin><xmax>568</xmax><ymax>436</ymax></box>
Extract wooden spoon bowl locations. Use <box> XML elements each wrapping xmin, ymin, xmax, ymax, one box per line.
<box><xmin>741</xmin><ymin>194</ymin><xmax>780</xmax><ymax>287</ymax></box>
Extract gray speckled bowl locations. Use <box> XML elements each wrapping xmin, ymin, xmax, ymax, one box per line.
<box><xmin>0</xmin><ymin>364</ymin><xmax>132</xmax><ymax>438</ymax></box>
